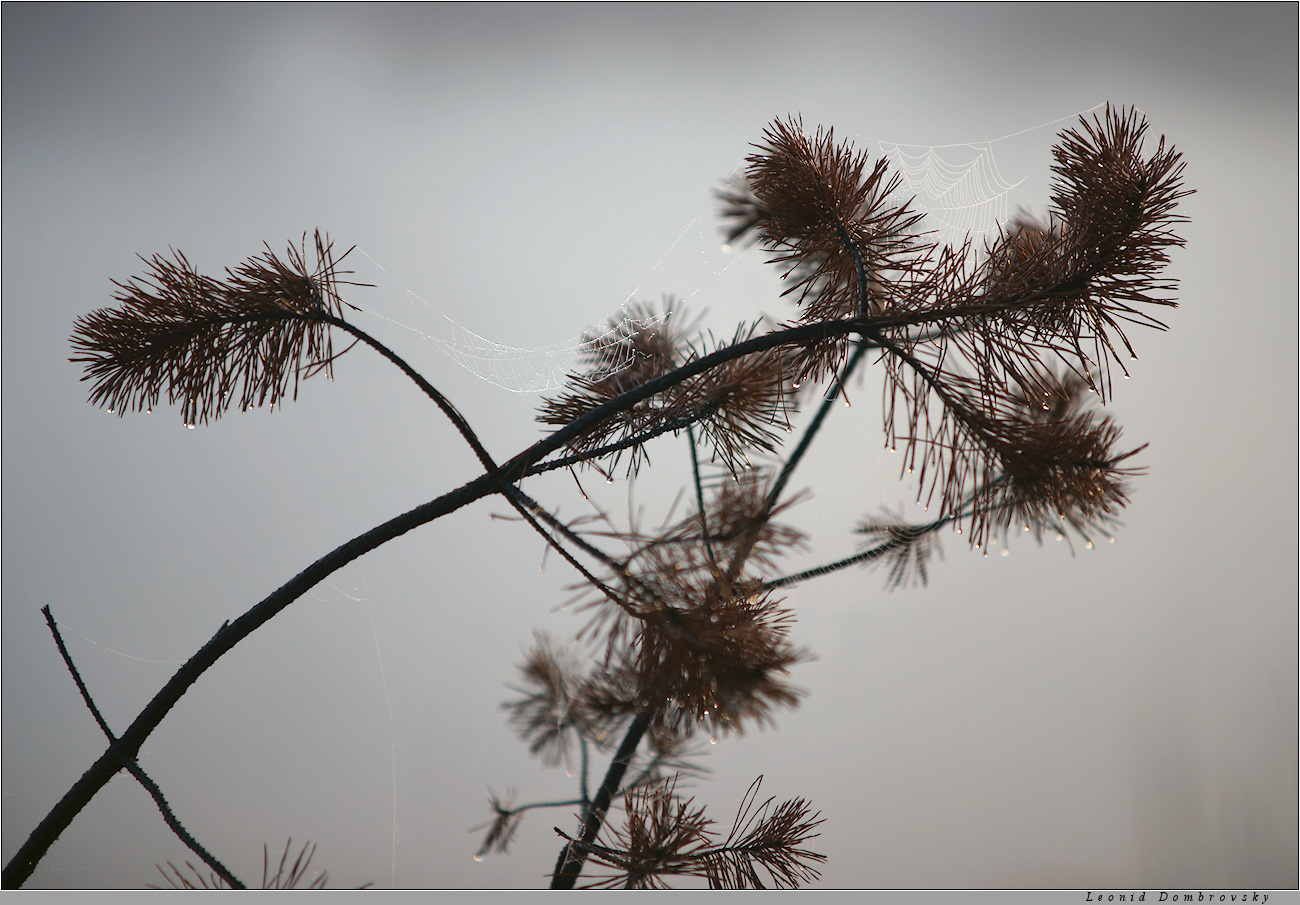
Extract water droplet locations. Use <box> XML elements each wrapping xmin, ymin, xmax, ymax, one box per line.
<box><xmin>889</xmin><ymin>447</ymin><xmax>896</xmax><ymax>453</ymax></box>
<box><xmin>145</xmin><ymin>408</ymin><xmax>152</xmax><ymax>415</ymax></box>
<box><xmin>1023</xmin><ymin>525</ymin><xmax>1030</xmax><ymax>532</ymax></box>
<box><xmin>1108</xmin><ymin>536</ymin><xmax>1115</xmax><ymax>544</ymax></box>
<box><xmin>709</xmin><ymin>734</ymin><xmax>719</xmax><ymax>746</ymax></box>
<box><xmin>791</xmin><ymin>381</ymin><xmax>801</xmax><ymax>390</ymax></box>
<box><xmin>955</xmin><ymin>527</ymin><xmax>962</xmax><ymax>534</ymax></box>
<box><xmin>720</xmin><ymin>243</ymin><xmax>732</xmax><ymax>254</ymax></box>
<box><xmin>1085</xmin><ymin>540</ymin><xmax>1094</xmax><ymax>549</ymax></box>
<box><xmin>606</xmin><ymin>476</ymin><xmax>614</xmax><ymax>484</ymax></box>
<box><xmin>185</xmin><ymin>423</ymin><xmax>195</xmax><ymax>430</ymax></box>
<box><xmin>473</xmin><ymin>854</ymin><xmax>484</xmax><ymax>863</ymax></box>
<box><xmin>107</xmin><ymin>408</ymin><xmax>114</xmax><ymax>414</ymax></box>
<box><xmin>1001</xmin><ymin>548</ymin><xmax>1009</xmax><ymax>557</ymax></box>
<box><xmin>566</xmin><ymin>767</ymin><xmax>575</xmax><ymax>778</ymax></box>
<box><xmin>1055</xmin><ymin>533</ymin><xmax>1064</xmax><ymax>541</ymax></box>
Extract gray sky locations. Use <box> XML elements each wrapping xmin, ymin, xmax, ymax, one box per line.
<box><xmin>3</xmin><ymin>3</ymin><xmax>1296</xmax><ymax>891</ymax></box>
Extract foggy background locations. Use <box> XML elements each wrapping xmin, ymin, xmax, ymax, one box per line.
<box><xmin>3</xmin><ymin>4</ymin><xmax>1296</xmax><ymax>890</ymax></box>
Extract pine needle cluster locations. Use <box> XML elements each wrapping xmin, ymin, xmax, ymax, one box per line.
<box><xmin>148</xmin><ymin>839</ymin><xmax>366</xmax><ymax>890</ymax></box>
<box><xmin>563</xmin><ymin>777</ymin><xmax>824</xmax><ymax>889</ymax></box>
<box><xmin>70</xmin><ymin>231</ymin><xmax>358</xmax><ymax>426</ymax></box>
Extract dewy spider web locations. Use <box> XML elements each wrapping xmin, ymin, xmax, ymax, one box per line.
<box><xmin>350</xmin><ymin>105</ymin><xmax>1106</xmax><ymax>397</ymax></box>
<box><xmin>864</xmin><ymin>104</ymin><xmax>1106</xmax><ymax>253</ymax></box>
<box><xmin>874</xmin><ymin>141</ymin><xmax>1020</xmax><ymax>252</ymax></box>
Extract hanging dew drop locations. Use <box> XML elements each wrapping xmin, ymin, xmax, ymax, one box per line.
<box><xmin>473</xmin><ymin>854</ymin><xmax>484</xmax><ymax>863</ymax></box>
<box><xmin>185</xmin><ymin>423</ymin><xmax>195</xmax><ymax>430</ymax></box>
<box><xmin>709</xmin><ymin>734</ymin><xmax>718</xmax><ymax>745</ymax></box>
<box><xmin>1001</xmin><ymin>548</ymin><xmax>1009</xmax><ymax>557</ymax></box>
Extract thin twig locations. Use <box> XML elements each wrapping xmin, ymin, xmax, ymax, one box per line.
<box><xmin>551</xmin><ymin>709</ymin><xmax>653</xmax><ymax>889</ymax></box>
<box><xmin>687</xmin><ymin>425</ymin><xmax>717</xmax><ymax>567</ymax></box>
<box><xmin>526</xmin><ymin>410</ymin><xmax>708</xmax><ymax>477</ymax></box>
<box><xmin>39</xmin><ymin>606</ymin><xmax>244</xmax><ymax>889</ymax></box>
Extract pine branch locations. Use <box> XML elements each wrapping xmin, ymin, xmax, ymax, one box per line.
<box><xmin>15</xmin><ymin>106</ymin><xmax>1188</xmax><ymax>890</ymax></box>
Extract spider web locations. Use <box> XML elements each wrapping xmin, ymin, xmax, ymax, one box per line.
<box><xmin>352</xmin><ymin>105</ymin><xmax>1105</xmax><ymax>396</ymax></box>
<box><xmin>864</xmin><ymin>105</ymin><xmax>1106</xmax><ymax>253</ymax></box>
<box><xmin>875</xmin><ymin>140</ymin><xmax>1021</xmax><ymax>252</ymax></box>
